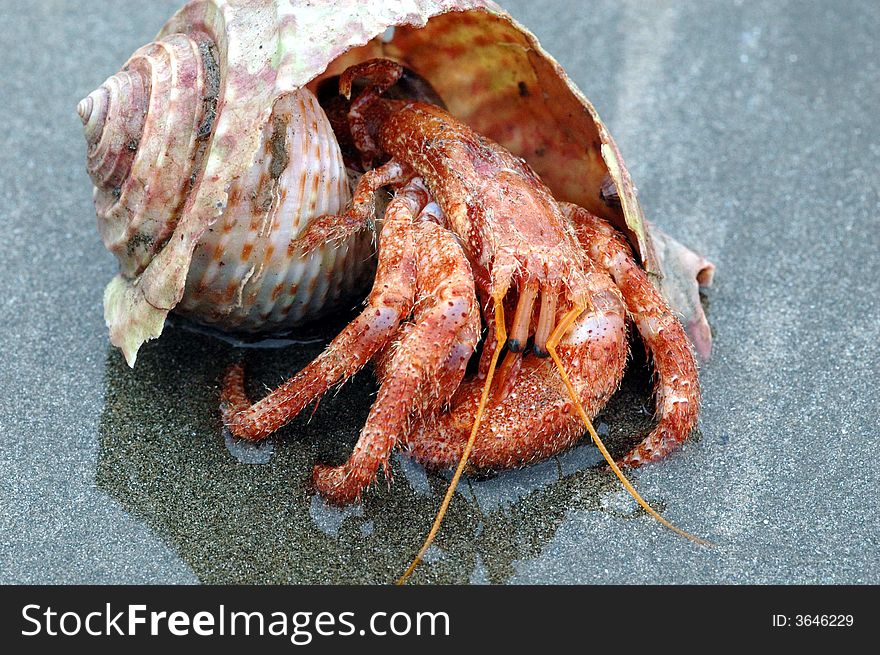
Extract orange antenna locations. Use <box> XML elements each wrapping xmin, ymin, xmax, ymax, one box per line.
<box><xmin>545</xmin><ymin>305</ymin><xmax>711</xmax><ymax>546</ymax></box>
<box><xmin>397</xmin><ymin>298</ymin><xmax>508</xmax><ymax>584</ymax></box>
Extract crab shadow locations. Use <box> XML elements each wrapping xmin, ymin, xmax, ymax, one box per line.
<box><xmin>95</xmin><ymin>318</ymin><xmax>662</xmax><ymax>584</ymax></box>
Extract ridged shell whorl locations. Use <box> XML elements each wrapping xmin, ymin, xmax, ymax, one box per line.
<box><xmin>82</xmin><ymin>33</ymin><xmax>217</xmax><ymax>279</ymax></box>
<box><xmin>77</xmin><ymin>0</ymin><xmax>382</xmax><ymax>366</ymax></box>
<box><xmin>176</xmin><ymin>89</ymin><xmax>360</xmax><ymax>331</ymax></box>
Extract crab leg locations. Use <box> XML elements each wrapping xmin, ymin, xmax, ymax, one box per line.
<box><xmin>221</xmin><ymin>181</ymin><xmax>425</xmax><ymax>440</ymax></box>
<box><xmin>294</xmin><ymin>159</ymin><xmax>412</xmax><ymax>255</ymax></box>
<box><xmin>563</xmin><ymin>204</ymin><xmax>701</xmax><ymax>467</ymax></box>
<box><xmin>399</xmin><ymin>275</ymin><xmax>510</xmax><ymax>584</ymax></box>
<box><xmin>339</xmin><ymin>59</ymin><xmax>404</xmax><ymax>165</ymax></box>
<box><xmin>313</xmin><ymin>217</ymin><xmax>480</xmax><ymax>504</ymax></box>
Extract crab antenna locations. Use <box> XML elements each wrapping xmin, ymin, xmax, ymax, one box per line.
<box><xmin>545</xmin><ymin>305</ymin><xmax>711</xmax><ymax>546</ymax></box>
<box><xmin>397</xmin><ymin>298</ymin><xmax>508</xmax><ymax>584</ymax></box>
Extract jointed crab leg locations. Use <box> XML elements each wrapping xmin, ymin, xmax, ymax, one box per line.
<box><xmin>315</xmin><ymin>217</ymin><xmax>480</xmax><ymax>504</ymax></box>
<box><xmin>398</xmin><ymin>290</ymin><xmax>508</xmax><ymax>585</ymax></box>
<box><xmin>563</xmin><ymin>204</ymin><xmax>701</xmax><ymax>467</ymax></box>
<box><xmin>339</xmin><ymin>58</ymin><xmax>406</xmax><ymax>166</ymax></box>
<box><xmin>222</xmin><ymin>181</ymin><xmax>424</xmax><ymax>440</ymax></box>
<box><xmin>224</xmin><ymin>177</ymin><xmax>481</xmax><ymax>505</ymax></box>
<box><xmin>295</xmin><ymin>159</ymin><xmax>413</xmax><ymax>255</ymax></box>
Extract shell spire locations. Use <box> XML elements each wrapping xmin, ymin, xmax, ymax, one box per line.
<box><xmin>76</xmin><ymin>96</ymin><xmax>93</xmax><ymax>124</ymax></box>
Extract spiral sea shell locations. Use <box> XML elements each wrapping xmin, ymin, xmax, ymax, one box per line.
<box><xmin>79</xmin><ymin>1</ymin><xmax>375</xmax><ymax>366</ymax></box>
<box><xmin>80</xmin><ymin>0</ymin><xmax>711</xmax><ymax>366</ymax></box>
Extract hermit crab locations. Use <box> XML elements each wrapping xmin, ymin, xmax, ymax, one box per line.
<box><xmin>79</xmin><ymin>0</ymin><xmax>715</xmax><ymax>577</ymax></box>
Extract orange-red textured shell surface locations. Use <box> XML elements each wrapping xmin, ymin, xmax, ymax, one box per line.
<box><xmin>79</xmin><ymin>0</ymin><xmax>706</xmax><ymax>366</ymax></box>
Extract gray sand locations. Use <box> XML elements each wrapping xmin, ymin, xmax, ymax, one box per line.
<box><xmin>1</xmin><ymin>0</ymin><xmax>877</xmax><ymax>584</ymax></box>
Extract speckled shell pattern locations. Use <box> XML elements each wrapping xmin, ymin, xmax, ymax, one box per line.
<box><xmin>81</xmin><ymin>0</ymin><xmax>669</xmax><ymax>367</ymax></box>
<box><xmin>176</xmin><ymin>89</ymin><xmax>368</xmax><ymax>331</ymax></box>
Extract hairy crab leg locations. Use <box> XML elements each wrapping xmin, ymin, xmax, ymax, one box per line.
<box><xmin>295</xmin><ymin>159</ymin><xmax>412</xmax><ymax>255</ymax></box>
<box><xmin>339</xmin><ymin>59</ymin><xmax>405</xmax><ymax>166</ymax></box>
<box><xmin>221</xmin><ymin>181</ymin><xmax>425</xmax><ymax>440</ymax></box>
<box><xmin>563</xmin><ymin>204</ymin><xmax>701</xmax><ymax>467</ymax></box>
<box><xmin>314</xmin><ymin>217</ymin><xmax>480</xmax><ymax>504</ymax></box>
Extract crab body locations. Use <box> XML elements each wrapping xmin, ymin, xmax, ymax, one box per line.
<box><xmin>222</xmin><ymin>59</ymin><xmax>701</xmax><ymax>505</ymax></box>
